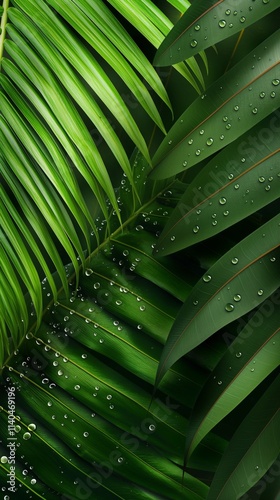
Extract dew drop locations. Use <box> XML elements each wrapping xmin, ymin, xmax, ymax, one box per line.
<box><xmin>235</xmin><ymin>352</ymin><xmax>242</xmax><ymax>358</ymax></box>
<box><xmin>106</xmin><ymin>395</ymin><xmax>112</xmax><ymax>400</ymax></box>
<box><xmin>252</xmin><ymin>107</ymin><xmax>258</xmax><ymax>114</ymax></box>
<box><xmin>217</xmin><ymin>380</ymin><xmax>223</xmax><ymax>385</ymax></box>
<box><xmin>31</xmin><ymin>479</ymin><xmax>37</xmax><ymax>485</ymax></box>
<box><xmin>228</xmin><ymin>173</ymin><xmax>234</xmax><ymax>180</ymax></box>
<box><xmin>203</xmin><ymin>274</ymin><xmax>212</xmax><ymax>283</ymax></box>
<box><xmin>116</xmin><ymin>300</ymin><xmax>122</xmax><ymax>306</ymax></box>
<box><xmin>190</xmin><ymin>40</ymin><xmax>198</xmax><ymax>48</ymax></box>
<box><xmin>271</xmin><ymin>91</ymin><xmax>276</xmax><ymax>98</ymax></box>
<box><xmin>218</xmin><ymin>20</ymin><xmax>227</xmax><ymax>28</ymax></box>
<box><xmin>231</xmin><ymin>257</ymin><xmax>239</xmax><ymax>264</ymax></box>
<box><xmin>109</xmin><ymin>404</ymin><xmax>114</xmax><ymax>410</ymax></box>
<box><xmin>240</xmin><ymin>16</ymin><xmax>246</xmax><ymax>23</ymax></box>
<box><xmin>168</xmin><ymin>140</ymin><xmax>172</xmax><ymax>145</ymax></box>
<box><xmin>193</xmin><ymin>300</ymin><xmax>199</xmax><ymax>306</ymax></box>
<box><xmin>195</xmin><ymin>149</ymin><xmax>201</xmax><ymax>156</ymax></box>
<box><xmin>233</xmin><ymin>294</ymin><xmax>242</xmax><ymax>302</ymax></box>
<box><xmin>23</xmin><ymin>432</ymin><xmax>31</xmax><ymax>440</ymax></box>
<box><xmin>74</xmin><ymin>385</ymin><xmax>80</xmax><ymax>391</ymax></box>
<box><xmin>1</xmin><ymin>456</ymin><xmax>8</xmax><ymax>463</ymax></box>
<box><xmin>219</xmin><ymin>197</ymin><xmax>227</xmax><ymax>205</ymax></box>
<box><xmin>234</xmin><ymin>105</ymin><xmax>239</xmax><ymax>111</ymax></box>
<box><xmin>206</xmin><ymin>137</ymin><xmax>214</xmax><ymax>146</ymax></box>
<box><xmin>188</xmin><ymin>138</ymin><xmax>193</xmax><ymax>145</ymax></box>
<box><xmin>149</xmin><ymin>424</ymin><xmax>156</xmax><ymax>432</ymax></box>
<box><xmin>212</xmin><ymin>220</ymin><xmax>218</xmax><ymax>226</ymax></box>
<box><xmin>170</xmin><ymin>235</ymin><xmax>176</xmax><ymax>241</ymax></box>
<box><xmin>225</xmin><ymin>123</ymin><xmax>232</xmax><ymax>130</ymax></box>
<box><xmin>272</xmin><ymin>79</ymin><xmax>279</xmax><ymax>86</ymax></box>
<box><xmin>220</xmin><ymin>134</ymin><xmax>225</xmax><ymax>140</ymax></box>
<box><xmin>234</xmin><ymin>184</ymin><xmax>239</xmax><ymax>190</ymax></box>
<box><xmin>265</xmin><ymin>185</ymin><xmax>271</xmax><ymax>191</ymax></box>
<box><xmin>136</xmin><ymin>225</ymin><xmax>144</xmax><ymax>231</ymax></box>
<box><xmin>222</xmin><ymin>116</ymin><xmax>228</xmax><ymax>122</ymax></box>
<box><xmin>223</xmin><ymin>210</ymin><xmax>229</xmax><ymax>216</ymax></box>
<box><xmin>27</xmin><ymin>423</ymin><xmax>36</xmax><ymax>431</ymax></box>
<box><xmin>182</xmin><ymin>160</ymin><xmax>188</xmax><ymax>167</ymax></box>
<box><xmin>225</xmin><ymin>303</ymin><xmax>235</xmax><ymax>312</ymax></box>
<box><xmin>225</xmin><ymin>9</ymin><xmax>231</xmax><ymax>15</ymax></box>
<box><xmin>117</xmin><ymin>457</ymin><xmax>124</xmax><ymax>463</ymax></box>
<box><xmin>259</xmin><ymin>91</ymin><xmax>266</xmax><ymax>98</ymax></box>
<box><xmin>83</xmin><ymin>432</ymin><xmax>89</xmax><ymax>437</ymax></box>
<box><xmin>85</xmin><ymin>268</ymin><xmax>93</xmax><ymax>276</ymax></box>
<box><xmin>140</xmin><ymin>305</ymin><xmax>146</xmax><ymax>311</ymax></box>
<box><xmin>193</xmin><ymin>225</ymin><xmax>200</xmax><ymax>233</ymax></box>
<box><xmin>257</xmin><ymin>289</ymin><xmax>264</xmax><ymax>296</ymax></box>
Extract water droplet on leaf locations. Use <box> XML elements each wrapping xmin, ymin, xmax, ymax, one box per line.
<box><xmin>233</xmin><ymin>294</ymin><xmax>242</xmax><ymax>302</ymax></box>
<box><xmin>203</xmin><ymin>274</ymin><xmax>212</xmax><ymax>282</ymax></box>
<box><xmin>225</xmin><ymin>303</ymin><xmax>235</xmax><ymax>312</ymax></box>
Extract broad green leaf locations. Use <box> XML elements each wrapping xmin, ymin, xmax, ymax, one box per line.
<box><xmin>185</xmin><ymin>291</ymin><xmax>280</xmax><ymax>458</ymax></box>
<box><xmin>155</xmin><ymin>214</ymin><xmax>280</xmax><ymax>388</ymax></box>
<box><xmin>208</xmin><ymin>373</ymin><xmax>280</xmax><ymax>500</ymax></box>
<box><xmin>154</xmin><ymin>0</ymin><xmax>279</xmax><ymax>66</ymax></box>
<box><xmin>155</xmin><ymin>111</ymin><xmax>280</xmax><ymax>255</ymax></box>
<box><xmin>151</xmin><ymin>30</ymin><xmax>280</xmax><ymax>179</ymax></box>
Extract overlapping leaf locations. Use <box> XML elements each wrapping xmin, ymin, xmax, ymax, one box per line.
<box><xmin>151</xmin><ymin>30</ymin><xmax>280</xmax><ymax>179</ymax></box>
<box><xmin>154</xmin><ymin>0</ymin><xmax>279</xmax><ymax>66</ymax></box>
<box><xmin>107</xmin><ymin>0</ymin><xmax>205</xmax><ymax>93</ymax></box>
<box><xmin>155</xmin><ymin>214</ymin><xmax>280</xmax><ymax>388</ymax></box>
<box><xmin>155</xmin><ymin>111</ymin><xmax>280</xmax><ymax>255</ymax></box>
<box><xmin>185</xmin><ymin>291</ymin><xmax>280</xmax><ymax>459</ymax></box>
<box><xmin>207</xmin><ymin>373</ymin><xmax>280</xmax><ymax>500</ymax></box>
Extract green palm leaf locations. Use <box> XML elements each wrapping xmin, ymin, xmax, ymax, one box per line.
<box><xmin>155</xmin><ymin>214</ymin><xmax>280</xmax><ymax>388</ymax></box>
<box><xmin>0</xmin><ymin>1</ymin><xmax>279</xmax><ymax>498</ymax></box>
<box><xmin>153</xmin><ymin>0</ymin><xmax>279</xmax><ymax>66</ymax></box>
<box><xmin>185</xmin><ymin>292</ymin><xmax>280</xmax><ymax>459</ymax></box>
<box><xmin>155</xmin><ymin>111</ymin><xmax>280</xmax><ymax>255</ymax></box>
<box><xmin>207</xmin><ymin>372</ymin><xmax>280</xmax><ymax>500</ymax></box>
<box><xmin>151</xmin><ymin>29</ymin><xmax>280</xmax><ymax>179</ymax></box>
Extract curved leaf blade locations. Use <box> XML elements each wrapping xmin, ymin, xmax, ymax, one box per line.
<box><xmin>155</xmin><ymin>111</ymin><xmax>280</xmax><ymax>255</ymax></box>
<box><xmin>155</xmin><ymin>214</ymin><xmax>280</xmax><ymax>388</ymax></box>
<box><xmin>154</xmin><ymin>0</ymin><xmax>279</xmax><ymax>66</ymax></box>
<box><xmin>185</xmin><ymin>291</ymin><xmax>280</xmax><ymax>458</ymax></box>
<box><xmin>207</xmin><ymin>373</ymin><xmax>280</xmax><ymax>500</ymax></box>
<box><xmin>151</xmin><ymin>30</ymin><xmax>280</xmax><ymax>179</ymax></box>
